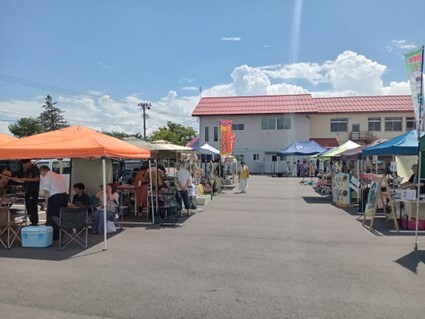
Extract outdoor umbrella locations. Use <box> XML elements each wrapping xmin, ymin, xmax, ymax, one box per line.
<box><xmin>277</xmin><ymin>140</ymin><xmax>326</xmax><ymax>156</ymax></box>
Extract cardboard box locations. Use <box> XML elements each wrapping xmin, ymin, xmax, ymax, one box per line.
<box><xmin>21</xmin><ymin>226</ymin><xmax>53</xmax><ymax>248</ymax></box>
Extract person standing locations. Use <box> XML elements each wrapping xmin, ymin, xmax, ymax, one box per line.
<box><xmin>238</xmin><ymin>161</ymin><xmax>249</xmax><ymax>193</ymax></box>
<box><xmin>39</xmin><ymin>165</ymin><xmax>68</xmax><ymax>240</ymax></box>
<box><xmin>14</xmin><ymin>159</ymin><xmax>40</xmax><ymax>226</ymax></box>
<box><xmin>134</xmin><ymin>166</ymin><xmax>148</xmax><ymax>215</ymax></box>
<box><xmin>292</xmin><ymin>161</ymin><xmax>297</xmax><ymax>177</ymax></box>
<box><xmin>176</xmin><ymin>162</ymin><xmax>192</xmax><ymax>216</ymax></box>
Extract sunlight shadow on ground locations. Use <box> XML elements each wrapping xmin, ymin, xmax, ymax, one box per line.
<box><xmin>395</xmin><ymin>250</ymin><xmax>425</xmax><ymax>274</ymax></box>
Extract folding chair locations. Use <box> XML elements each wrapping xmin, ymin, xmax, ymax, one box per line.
<box><xmin>0</xmin><ymin>207</ymin><xmax>25</xmax><ymax>249</ymax></box>
<box><xmin>58</xmin><ymin>207</ymin><xmax>89</xmax><ymax>250</ymax></box>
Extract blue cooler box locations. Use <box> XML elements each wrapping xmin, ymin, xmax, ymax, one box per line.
<box><xmin>22</xmin><ymin>226</ymin><xmax>53</xmax><ymax>248</ymax></box>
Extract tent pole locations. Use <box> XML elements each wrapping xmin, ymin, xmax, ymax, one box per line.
<box><xmin>102</xmin><ymin>158</ymin><xmax>108</xmax><ymax>251</ymax></box>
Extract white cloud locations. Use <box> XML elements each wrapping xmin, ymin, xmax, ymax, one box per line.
<box><xmin>0</xmin><ymin>50</ymin><xmax>414</xmax><ymax>136</ymax></box>
<box><xmin>94</xmin><ymin>62</ymin><xmax>114</xmax><ymax>70</ymax></box>
<box><xmin>386</xmin><ymin>40</ymin><xmax>416</xmax><ymax>53</ymax></box>
<box><xmin>263</xmin><ymin>45</ymin><xmax>270</xmax><ymax>48</ymax></box>
<box><xmin>181</xmin><ymin>86</ymin><xmax>199</xmax><ymax>92</ymax></box>
<box><xmin>221</xmin><ymin>37</ymin><xmax>241</xmax><ymax>41</ymax></box>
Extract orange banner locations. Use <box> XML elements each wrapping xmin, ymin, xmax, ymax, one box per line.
<box><xmin>220</xmin><ymin>119</ymin><xmax>233</xmax><ymax>157</ymax></box>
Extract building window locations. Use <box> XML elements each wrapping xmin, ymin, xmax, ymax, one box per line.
<box><xmin>235</xmin><ymin>154</ymin><xmax>244</xmax><ymax>162</ymax></box>
<box><xmin>214</xmin><ymin>127</ymin><xmax>218</xmax><ymax>142</ymax></box>
<box><xmin>277</xmin><ymin>117</ymin><xmax>291</xmax><ymax>130</ymax></box>
<box><xmin>232</xmin><ymin>123</ymin><xmax>245</xmax><ymax>131</ymax></box>
<box><xmin>385</xmin><ymin>117</ymin><xmax>402</xmax><ymax>131</ymax></box>
<box><xmin>330</xmin><ymin>118</ymin><xmax>348</xmax><ymax>132</ymax></box>
<box><xmin>368</xmin><ymin>118</ymin><xmax>381</xmax><ymax>131</ymax></box>
<box><xmin>205</xmin><ymin>126</ymin><xmax>209</xmax><ymax>142</ymax></box>
<box><xmin>279</xmin><ymin>156</ymin><xmax>286</xmax><ymax>161</ymax></box>
<box><xmin>253</xmin><ymin>154</ymin><xmax>260</xmax><ymax>161</ymax></box>
<box><xmin>261</xmin><ymin>118</ymin><xmax>276</xmax><ymax>130</ymax></box>
<box><xmin>406</xmin><ymin>117</ymin><xmax>415</xmax><ymax>131</ymax></box>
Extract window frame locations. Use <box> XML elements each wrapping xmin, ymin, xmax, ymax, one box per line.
<box><xmin>213</xmin><ymin>126</ymin><xmax>218</xmax><ymax>142</ymax></box>
<box><xmin>277</xmin><ymin>117</ymin><xmax>291</xmax><ymax>130</ymax></box>
<box><xmin>261</xmin><ymin>118</ymin><xmax>276</xmax><ymax>130</ymax></box>
<box><xmin>330</xmin><ymin>118</ymin><xmax>348</xmax><ymax>132</ymax></box>
<box><xmin>406</xmin><ymin>117</ymin><xmax>415</xmax><ymax>131</ymax></box>
<box><xmin>368</xmin><ymin>117</ymin><xmax>381</xmax><ymax>132</ymax></box>
<box><xmin>384</xmin><ymin>117</ymin><xmax>402</xmax><ymax>132</ymax></box>
<box><xmin>253</xmin><ymin>154</ymin><xmax>260</xmax><ymax>161</ymax></box>
<box><xmin>205</xmin><ymin>126</ymin><xmax>209</xmax><ymax>142</ymax></box>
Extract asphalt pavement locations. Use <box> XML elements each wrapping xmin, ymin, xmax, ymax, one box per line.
<box><xmin>0</xmin><ymin>175</ymin><xmax>424</xmax><ymax>319</ymax></box>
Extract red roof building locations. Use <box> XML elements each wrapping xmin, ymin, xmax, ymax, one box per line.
<box><xmin>192</xmin><ymin>94</ymin><xmax>317</xmax><ymax>116</ymax></box>
<box><xmin>191</xmin><ymin>94</ymin><xmax>415</xmax><ymax>174</ymax></box>
<box><xmin>192</xmin><ymin>94</ymin><xmax>413</xmax><ymax>116</ymax></box>
<box><xmin>313</xmin><ymin>95</ymin><xmax>413</xmax><ymax>113</ymax></box>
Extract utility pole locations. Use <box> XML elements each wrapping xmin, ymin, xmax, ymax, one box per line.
<box><xmin>138</xmin><ymin>102</ymin><xmax>151</xmax><ymax>140</ymax></box>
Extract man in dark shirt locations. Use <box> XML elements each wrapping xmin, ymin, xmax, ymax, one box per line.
<box><xmin>15</xmin><ymin>159</ymin><xmax>40</xmax><ymax>226</ymax></box>
<box><xmin>71</xmin><ymin>182</ymin><xmax>91</xmax><ymax>207</ymax></box>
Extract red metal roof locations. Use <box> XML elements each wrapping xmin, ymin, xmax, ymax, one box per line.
<box><xmin>310</xmin><ymin>138</ymin><xmax>339</xmax><ymax>149</ymax></box>
<box><xmin>314</xmin><ymin>95</ymin><xmax>413</xmax><ymax>113</ymax></box>
<box><xmin>192</xmin><ymin>94</ymin><xmax>414</xmax><ymax>116</ymax></box>
<box><xmin>192</xmin><ymin>94</ymin><xmax>317</xmax><ymax>116</ymax></box>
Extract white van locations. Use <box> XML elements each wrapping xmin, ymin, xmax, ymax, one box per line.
<box><xmin>35</xmin><ymin>158</ymin><xmax>72</xmax><ymax>197</ymax></box>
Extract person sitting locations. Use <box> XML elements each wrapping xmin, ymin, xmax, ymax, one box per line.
<box><xmin>91</xmin><ymin>183</ymin><xmax>119</xmax><ymax>235</ymax></box>
<box><xmin>0</xmin><ymin>169</ymin><xmax>12</xmax><ymax>207</ymax></box>
<box><xmin>69</xmin><ymin>182</ymin><xmax>91</xmax><ymax>208</ymax></box>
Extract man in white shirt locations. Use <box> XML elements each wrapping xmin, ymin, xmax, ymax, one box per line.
<box><xmin>175</xmin><ymin>162</ymin><xmax>192</xmax><ymax>216</ymax></box>
<box><xmin>39</xmin><ymin>165</ymin><xmax>68</xmax><ymax>240</ymax></box>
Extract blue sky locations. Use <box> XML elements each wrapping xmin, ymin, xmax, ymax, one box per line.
<box><xmin>0</xmin><ymin>0</ymin><xmax>423</xmax><ymax>135</ymax></box>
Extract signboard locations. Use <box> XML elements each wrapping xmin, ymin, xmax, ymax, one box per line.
<box><xmin>364</xmin><ymin>181</ymin><xmax>379</xmax><ymax>217</ymax></box>
<box><xmin>405</xmin><ymin>47</ymin><xmax>424</xmax><ymax>127</ymax></box>
<box><xmin>333</xmin><ymin>173</ymin><xmax>351</xmax><ymax>206</ymax></box>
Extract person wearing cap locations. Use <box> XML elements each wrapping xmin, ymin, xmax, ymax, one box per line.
<box><xmin>14</xmin><ymin>159</ymin><xmax>40</xmax><ymax>226</ymax></box>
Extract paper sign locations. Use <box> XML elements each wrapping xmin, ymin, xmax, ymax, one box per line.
<box><xmin>349</xmin><ymin>176</ymin><xmax>360</xmax><ymax>192</ymax></box>
<box><xmin>400</xmin><ymin>189</ymin><xmax>416</xmax><ymax>201</ymax></box>
<box><xmin>390</xmin><ymin>161</ymin><xmax>397</xmax><ymax>172</ymax></box>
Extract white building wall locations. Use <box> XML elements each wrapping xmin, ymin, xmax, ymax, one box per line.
<box><xmin>198</xmin><ymin>114</ymin><xmax>310</xmax><ymax>174</ymax></box>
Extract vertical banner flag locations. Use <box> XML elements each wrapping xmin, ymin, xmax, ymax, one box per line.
<box><xmin>405</xmin><ymin>47</ymin><xmax>424</xmax><ymax>129</ymax></box>
<box><xmin>220</xmin><ymin>119</ymin><xmax>233</xmax><ymax>158</ymax></box>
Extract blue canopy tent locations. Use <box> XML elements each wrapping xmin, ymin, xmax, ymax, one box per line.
<box><xmin>363</xmin><ymin>130</ymin><xmax>424</xmax><ymax>156</ymax></box>
<box><xmin>277</xmin><ymin>140</ymin><xmax>327</xmax><ymax>156</ymax></box>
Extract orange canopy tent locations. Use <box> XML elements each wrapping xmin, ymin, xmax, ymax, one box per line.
<box><xmin>0</xmin><ymin>126</ymin><xmax>150</xmax><ymax>250</ymax></box>
<box><xmin>0</xmin><ymin>126</ymin><xmax>150</xmax><ymax>159</ymax></box>
<box><xmin>0</xmin><ymin>133</ymin><xmax>17</xmax><ymax>145</ymax></box>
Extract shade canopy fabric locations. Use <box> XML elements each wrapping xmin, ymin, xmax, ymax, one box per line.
<box><xmin>199</xmin><ymin>143</ymin><xmax>220</xmax><ymax>155</ymax></box>
<box><xmin>363</xmin><ymin>130</ymin><xmax>423</xmax><ymax>156</ymax></box>
<box><xmin>0</xmin><ymin>133</ymin><xmax>17</xmax><ymax>145</ymax></box>
<box><xmin>125</xmin><ymin>138</ymin><xmax>192</xmax><ymax>159</ymax></box>
<box><xmin>277</xmin><ymin>140</ymin><xmax>326</xmax><ymax>156</ymax></box>
<box><xmin>318</xmin><ymin>140</ymin><xmax>361</xmax><ymax>158</ymax></box>
<box><xmin>339</xmin><ymin>139</ymin><xmax>387</xmax><ymax>159</ymax></box>
<box><xmin>0</xmin><ymin>126</ymin><xmax>150</xmax><ymax>159</ymax></box>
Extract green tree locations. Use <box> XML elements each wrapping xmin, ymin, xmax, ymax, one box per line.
<box><xmin>8</xmin><ymin>117</ymin><xmax>43</xmax><ymax>137</ymax></box>
<box><xmin>148</xmin><ymin>121</ymin><xmax>196</xmax><ymax>145</ymax></box>
<box><xmin>102</xmin><ymin>131</ymin><xmax>142</xmax><ymax>139</ymax></box>
<box><xmin>38</xmin><ymin>94</ymin><xmax>70</xmax><ymax>131</ymax></box>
